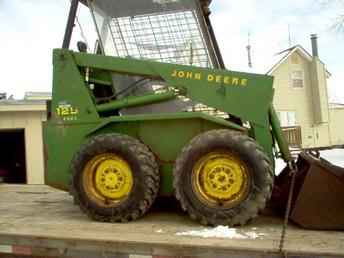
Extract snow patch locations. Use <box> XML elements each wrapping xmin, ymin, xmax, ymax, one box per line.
<box><xmin>320</xmin><ymin>149</ymin><xmax>344</xmax><ymax>168</ymax></box>
<box><xmin>275</xmin><ymin>158</ymin><xmax>286</xmax><ymax>175</ymax></box>
<box><xmin>176</xmin><ymin>226</ymin><xmax>265</xmax><ymax>239</ymax></box>
<box><xmin>275</xmin><ymin>149</ymin><xmax>344</xmax><ymax>175</ymax></box>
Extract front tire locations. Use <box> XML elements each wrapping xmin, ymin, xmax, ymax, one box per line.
<box><xmin>173</xmin><ymin>129</ymin><xmax>273</xmax><ymax>226</ymax></box>
<box><xmin>71</xmin><ymin>133</ymin><xmax>160</xmax><ymax>222</ymax></box>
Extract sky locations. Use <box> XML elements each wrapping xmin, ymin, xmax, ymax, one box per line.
<box><xmin>0</xmin><ymin>0</ymin><xmax>343</xmax><ymax>102</ymax></box>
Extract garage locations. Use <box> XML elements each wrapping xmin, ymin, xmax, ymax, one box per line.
<box><xmin>0</xmin><ymin>92</ymin><xmax>49</xmax><ymax>185</ymax></box>
<box><xmin>0</xmin><ymin>129</ymin><xmax>27</xmax><ymax>183</ymax></box>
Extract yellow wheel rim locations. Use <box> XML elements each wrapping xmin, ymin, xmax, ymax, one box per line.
<box><xmin>192</xmin><ymin>151</ymin><xmax>250</xmax><ymax>208</ymax></box>
<box><xmin>83</xmin><ymin>153</ymin><xmax>133</xmax><ymax>206</ymax></box>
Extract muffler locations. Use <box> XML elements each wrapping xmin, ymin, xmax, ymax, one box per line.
<box><xmin>271</xmin><ymin>152</ymin><xmax>344</xmax><ymax>230</ymax></box>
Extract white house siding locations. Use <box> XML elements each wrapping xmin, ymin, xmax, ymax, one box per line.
<box><xmin>271</xmin><ymin>51</ymin><xmax>338</xmax><ymax>149</ymax></box>
<box><xmin>312</xmin><ymin>124</ymin><xmax>331</xmax><ymax>148</ymax></box>
<box><xmin>329</xmin><ymin>107</ymin><xmax>344</xmax><ymax>146</ymax></box>
<box><xmin>273</xmin><ymin>52</ymin><xmax>315</xmax><ymax>148</ymax></box>
<box><xmin>310</xmin><ymin>59</ymin><xmax>330</xmax><ymax>124</ymax></box>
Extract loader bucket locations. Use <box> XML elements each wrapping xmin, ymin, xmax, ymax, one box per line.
<box><xmin>272</xmin><ymin>152</ymin><xmax>344</xmax><ymax>230</ymax></box>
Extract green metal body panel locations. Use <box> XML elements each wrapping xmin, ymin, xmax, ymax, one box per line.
<box><xmin>96</xmin><ymin>91</ymin><xmax>177</xmax><ymax>113</ymax></box>
<box><xmin>44</xmin><ymin>112</ymin><xmax>241</xmax><ymax>194</ymax></box>
<box><xmin>269</xmin><ymin>106</ymin><xmax>292</xmax><ymax>161</ymax></box>
<box><xmin>71</xmin><ymin>50</ymin><xmax>273</xmax><ymax>127</ymax></box>
<box><xmin>44</xmin><ymin>49</ymin><xmax>292</xmax><ymax>194</ymax></box>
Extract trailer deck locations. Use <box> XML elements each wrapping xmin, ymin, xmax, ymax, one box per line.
<box><xmin>0</xmin><ymin>184</ymin><xmax>343</xmax><ymax>258</ymax></box>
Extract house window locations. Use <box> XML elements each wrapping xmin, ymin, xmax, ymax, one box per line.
<box><xmin>277</xmin><ymin>111</ymin><xmax>296</xmax><ymax>127</ymax></box>
<box><xmin>291</xmin><ymin>70</ymin><xmax>304</xmax><ymax>88</ymax></box>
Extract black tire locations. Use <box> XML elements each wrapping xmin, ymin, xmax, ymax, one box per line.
<box><xmin>71</xmin><ymin>133</ymin><xmax>160</xmax><ymax>222</ymax></box>
<box><xmin>173</xmin><ymin>129</ymin><xmax>273</xmax><ymax>226</ymax></box>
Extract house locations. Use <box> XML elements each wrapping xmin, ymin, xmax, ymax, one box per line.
<box><xmin>268</xmin><ymin>34</ymin><xmax>344</xmax><ymax>149</ymax></box>
<box><xmin>0</xmin><ymin>92</ymin><xmax>51</xmax><ymax>184</ymax></box>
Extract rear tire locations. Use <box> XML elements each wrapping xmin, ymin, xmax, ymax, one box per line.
<box><xmin>173</xmin><ymin>129</ymin><xmax>273</xmax><ymax>226</ymax></box>
<box><xmin>71</xmin><ymin>133</ymin><xmax>160</xmax><ymax>222</ymax></box>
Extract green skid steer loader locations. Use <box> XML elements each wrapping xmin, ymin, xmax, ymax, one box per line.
<box><xmin>43</xmin><ymin>0</ymin><xmax>319</xmax><ymax>226</ymax></box>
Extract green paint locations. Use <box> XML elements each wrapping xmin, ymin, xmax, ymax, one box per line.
<box><xmin>44</xmin><ymin>116</ymin><xmax>231</xmax><ymax>192</ymax></box>
<box><xmin>96</xmin><ymin>91</ymin><xmax>177</xmax><ymax>113</ymax></box>
<box><xmin>88</xmin><ymin>112</ymin><xmax>245</xmax><ymax>135</ymax></box>
<box><xmin>44</xmin><ymin>49</ymin><xmax>291</xmax><ymax>195</ymax></box>
<box><xmin>72</xmin><ymin>50</ymin><xmax>274</xmax><ymax>127</ymax></box>
<box><xmin>269</xmin><ymin>106</ymin><xmax>292</xmax><ymax>162</ymax></box>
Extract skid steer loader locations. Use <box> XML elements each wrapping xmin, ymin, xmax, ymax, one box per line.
<box><xmin>43</xmin><ymin>0</ymin><xmax>344</xmax><ymax>227</ymax></box>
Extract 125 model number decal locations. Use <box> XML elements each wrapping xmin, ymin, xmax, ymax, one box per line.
<box><xmin>56</xmin><ymin>103</ymin><xmax>79</xmax><ymax>121</ymax></box>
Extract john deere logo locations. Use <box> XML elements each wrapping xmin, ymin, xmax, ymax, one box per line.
<box><xmin>171</xmin><ymin>69</ymin><xmax>249</xmax><ymax>87</ymax></box>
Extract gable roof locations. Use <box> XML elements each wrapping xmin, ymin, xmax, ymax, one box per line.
<box><xmin>267</xmin><ymin>45</ymin><xmax>331</xmax><ymax>76</ymax></box>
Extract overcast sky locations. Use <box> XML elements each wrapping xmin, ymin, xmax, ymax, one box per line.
<box><xmin>0</xmin><ymin>0</ymin><xmax>343</xmax><ymax>102</ymax></box>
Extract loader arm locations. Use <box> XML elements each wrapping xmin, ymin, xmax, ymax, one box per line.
<box><xmin>51</xmin><ymin>49</ymin><xmax>292</xmax><ymax>163</ymax></box>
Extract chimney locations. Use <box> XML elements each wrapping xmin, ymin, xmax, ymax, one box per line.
<box><xmin>311</xmin><ymin>34</ymin><xmax>319</xmax><ymax>58</ymax></box>
<box><xmin>309</xmin><ymin>33</ymin><xmax>329</xmax><ymax>125</ymax></box>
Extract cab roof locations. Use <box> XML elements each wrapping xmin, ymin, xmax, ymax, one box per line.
<box><xmin>79</xmin><ymin>0</ymin><xmax>212</xmax><ymax>17</ymax></box>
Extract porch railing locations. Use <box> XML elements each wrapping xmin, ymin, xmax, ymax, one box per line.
<box><xmin>282</xmin><ymin>126</ymin><xmax>302</xmax><ymax>149</ymax></box>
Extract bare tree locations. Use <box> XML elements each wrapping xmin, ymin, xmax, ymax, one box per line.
<box><xmin>319</xmin><ymin>0</ymin><xmax>344</xmax><ymax>32</ymax></box>
<box><xmin>333</xmin><ymin>14</ymin><xmax>344</xmax><ymax>31</ymax></box>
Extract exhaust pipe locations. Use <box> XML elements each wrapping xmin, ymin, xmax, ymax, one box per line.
<box><xmin>310</xmin><ymin>34</ymin><xmax>319</xmax><ymax>58</ymax></box>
